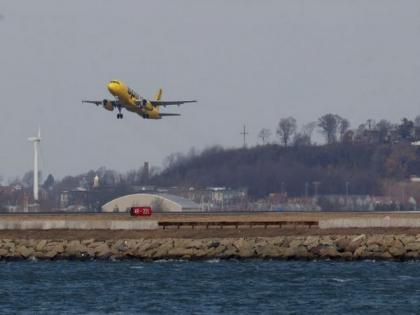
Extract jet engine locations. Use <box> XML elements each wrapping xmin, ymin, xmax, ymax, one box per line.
<box><xmin>142</xmin><ymin>111</ymin><xmax>160</xmax><ymax>119</ymax></box>
<box><xmin>102</xmin><ymin>99</ymin><xmax>114</xmax><ymax>111</ymax></box>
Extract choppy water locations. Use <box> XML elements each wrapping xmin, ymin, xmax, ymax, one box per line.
<box><xmin>0</xmin><ymin>260</ymin><xmax>420</xmax><ymax>314</ymax></box>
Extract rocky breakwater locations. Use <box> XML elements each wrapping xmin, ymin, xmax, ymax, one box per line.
<box><xmin>3</xmin><ymin>234</ymin><xmax>420</xmax><ymax>260</ymax></box>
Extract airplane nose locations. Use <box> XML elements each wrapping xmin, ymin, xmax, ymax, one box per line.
<box><xmin>107</xmin><ymin>82</ymin><xmax>116</xmax><ymax>94</ymax></box>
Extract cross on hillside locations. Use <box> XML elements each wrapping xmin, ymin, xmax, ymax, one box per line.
<box><xmin>241</xmin><ymin>125</ymin><xmax>248</xmax><ymax>147</ymax></box>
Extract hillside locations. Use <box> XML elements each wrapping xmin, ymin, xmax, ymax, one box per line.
<box><xmin>151</xmin><ymin>143</ymin><xmax>420</xmax><ymax>198</ymax></box>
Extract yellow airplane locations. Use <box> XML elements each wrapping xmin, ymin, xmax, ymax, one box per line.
<box><xmin>83</xmin><ymin>80</ymin><xmax>196</xmax><ymax>119</ymax></box>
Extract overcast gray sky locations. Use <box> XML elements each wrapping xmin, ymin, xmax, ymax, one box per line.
<box><xmin>1</xmin><ymin>0</ymin><xmax>420</xmax><ymax>180</ymax></box>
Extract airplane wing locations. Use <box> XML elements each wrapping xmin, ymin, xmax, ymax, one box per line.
<box><xmin>82</xmin><ymin>100</ymin><xmax>103</xmax><ymax>106</ymax></box>
<box><xmin>147</xmin><ymin>100</ymin><xmax>197</xmax><ymax>107</ymax></box>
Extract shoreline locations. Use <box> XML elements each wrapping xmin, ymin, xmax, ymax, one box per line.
<box><xmin>1</xmin><ymin>233</ymin><xmax>420</xmax><ymax>261</ymax></box>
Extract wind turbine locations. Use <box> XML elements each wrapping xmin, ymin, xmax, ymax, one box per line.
<box><xmin>28</xmin><ymin>128</ymin><xmax>41</xmax><ymax>202</ymax></box>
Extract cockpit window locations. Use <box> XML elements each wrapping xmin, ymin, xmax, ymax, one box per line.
<box><xmin>110</xmin><ymin>80</ymin><xmax>120</xmax><ymax>84</ymax></box>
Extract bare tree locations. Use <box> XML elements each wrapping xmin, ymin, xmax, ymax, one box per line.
<box><xmin>338</xmin><ymin>118</ymin><xmax>350</xmax><ymax>142</ymax></box>
<box><xmin>293</xmin><ymin>133</ymin><xmax>311</xmax><ymax>146</ymax></box>
<box><xmin>258</xmin><ymin>128</ymin><xmax>271</xmax><ymax>145</ymax></box>
<box><xmin>398</xmin><ymin>118</ymin><xmax>414</xmax><ymax>141</ymax></box>
<box><xmin>276</xmin><ymin>117</ymin><xmax>297</xmax><ymax>146</ymax></box>
<box><xmin>302</xmin><ymin>122</ymin><xmax>316</xmax><ymax>137</ymax></box>
<box><xmin>414</xmin><ymin>115</ymin><xmax>420</xmax><ymax>128</ymax></box>
<box><xmin>22</xmin><ymin>170</ymin><xmax>34</xmax><ymax>188</ymax></box>
<box><xmin>376</xmin><ymin>119</ymin><xmax>393</xmax><ymax>143</ymax></box>
<box><xmin>318</xmin><ymin>114</ymin><xmax>341</xmax><ymax>144</ymax></box>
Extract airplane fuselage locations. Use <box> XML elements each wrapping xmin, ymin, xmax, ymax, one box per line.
<box><xmin>107</xmin><ymin>80</ymin><xmax>160</xmax><ymax>119</ymax></box>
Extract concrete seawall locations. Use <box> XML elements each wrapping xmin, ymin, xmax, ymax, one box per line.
<box><xmin>319</xmin><ymin>218</ymin><xmax>420</xmax><ymax>229</ymax></box>
<box><xmin>2</xmin><ymin>234</ymin><xmax>420</xmax><ymax>260</ymax></box>
<box><xmin>0</xmin><ymin>220</ymin><xmax>158</xmax><ymax>230</ymax></box>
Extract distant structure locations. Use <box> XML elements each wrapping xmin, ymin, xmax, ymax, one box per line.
<box><xmin>28</xmin><ymin>128</ymin><xmax>41</xmax><ymax>202</ymax></box>
<box><xmin>143</xmin><ymin>162</ymin><xmax>150</xmax><ymax>182</ymax></box>
<box><xmin>240</xmin><ymin>125</ymin><xmax>248</xmax><ymax>147</ymax></box>
<box><xmin>93</xmin><ymin>175</ymin><xmax>100</xmax><ymax>188</ymax></box>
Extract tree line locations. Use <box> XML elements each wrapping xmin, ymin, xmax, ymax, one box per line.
<box><xmin>258</xmin><ymin>114</ymin><xmax>420</xmax><ymax>147</ymax></box>
<box><xmin>3</xmin><ymin>114</ymin><xmax>420</xmax><ymax>204</ymax></box>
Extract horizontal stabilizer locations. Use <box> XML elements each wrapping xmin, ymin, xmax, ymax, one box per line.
<box><xmin>159</xmin><ymin>113</ymin><xmax>181</xmax><ymax>117</ymax></box>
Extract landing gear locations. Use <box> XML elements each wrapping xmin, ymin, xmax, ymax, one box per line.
<box><xmin>116</xmin><ymin>104</ymin><xmax>123</xmax><ymax>119</ymax></box>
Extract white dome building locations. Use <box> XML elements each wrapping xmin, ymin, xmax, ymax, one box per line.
<box><xmin>101</xmin><ymin>193</ymin><xmax>201</xmax><ymax>212</ymax></box>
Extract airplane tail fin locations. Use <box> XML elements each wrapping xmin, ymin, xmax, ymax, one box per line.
<box><xmin>154</xmin><ymin>88</ymin><xmax>163</xmax><ymax>101</ymax></box>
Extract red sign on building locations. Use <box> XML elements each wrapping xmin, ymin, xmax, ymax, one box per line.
<box><xmin>130</xmin><ymin>206</ymin><xmax>153</xmax><ymax>216</ymax></box>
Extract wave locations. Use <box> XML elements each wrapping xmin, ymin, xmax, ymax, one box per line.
<box><xmin>331</xmin><ymin>278</ymin><xmax>352</xmax><ymax>283</ymax></box>
<box><xmin>154</xmin><ymin>259</ymin><xmax>186</xmax><ymax>263</ymax></box>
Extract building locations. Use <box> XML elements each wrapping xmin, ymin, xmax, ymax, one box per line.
<box><xmin>101</xmin><ymin>193</ymin><xmax>201</xmax><ymax>212</ymax></box>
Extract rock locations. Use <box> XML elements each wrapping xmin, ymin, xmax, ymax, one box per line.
<box><xmin>255</xmin><ymin>243</ymin><xmax>282</xmax><ymax>258</ymax></box>
<box><xmin>405</xmin><ymin>242</ymin><xmax>420</xmax><ymax>252</ymax></box>
<box><xmin>406</xmin><ymin>251</ymin><xmax>420</xmax><ymax>258</ymax></box>
<box><xmin>167</xmin><ymin>247</ymin><xmax>194</xmax><ymax>258</ymax></box>
<box><xmin>336</xmin><ymin>237</ymin><xmax>350</xmax><ymax>252</ymax></box>
<box><xmin>339</xmin><ymin>252</ymin><xmax>353</xmax><ymax>259</ymax></box>
<box><xmin>288</xmin><ymin>239</ymin><xmax>304</xmax><ymax>249</ymax></box>
<box><xmin>353</xmin><ymin>246</ymin><xmax>366</xmax><ymax>258</ymax></box>
<box><xmin>81</xmin><ymin>239</ymin><xmax>96</xmax><ymax>245</ymax></box>
<box><xmin>319</xmin><ymin>246</ymin><xmax>340</xmax><ymax>258</ymax></box>
<box><xmin>65</xmin><ymin>240</ymin><xmax>83</xmax><ymax>256</ymax></box>
<box><xmin>3</xmin><ymin>241</ymin><xmax>15</xmax><ymax>252</ymax></box>
<box><xmin>346</xmin><ymin>234</ymin><xmax>366</xmax><ymax>252</ymax></box>
<box><xmin>376</xmin><ymin>252</ymin><xmax>393</xmax><ymax>259</ymax></box>
<box><xmin>303</xmin><ymin>236</ymin><xmax>320</xmax><ymax>249</ymax></box>
<box><xmin>35</xmin><ymin>240</ymin><xmax>47</xmax><ymax>252</ymax></box>
<box><xmin>270</xmin><ymin>236</ymin><xmax>286</xmax><ymax>246</ymax></box>
<box><xmin>283</xmin><ymin>247</ymin><xmax>297</xmax><ymax>258</ymax></box>
<box><xmin>111</xmin><ymin>240</ymin><xmax>129</xmax><ymax>253</ymax></box>
<box><xmin>2</xmin><ymin>233</ymin><xmax>420</xmax><ymax>260</ymax></box>
<box><xmin>396</xmin><ymin>235</ymin><xmax>416</xmax><ymax>245</ymax></box>
<box><xmin>185</xmin><ymin>239</ymin><xmax>206</xmax><ymax>249</ymax></box>
<box><xmin>43</xmin><ymin>250</ymin><xmax>58</xmax><ymax>259</ymax></box>
<box><xmin>220</xmin><ymin>243</ymin><xmax>239</xmax><ymax>258</ymax></box>
<box><xmin>391</xmin><ymin>239</ymin><xmax>404</xmax><ymax>249</ymax></box>
<box><xmin>95</xmin><ymin>243</ymin><xmax>111</xmax><ymax>258</ymax></box>
<box><xmin>399</xmin><ymin>235</ymin><xmax>415</xmax><ymax>246</ymax></box>
<box><xmin>232</xmin><ymin>238</ymin><xmax>256</xmax><ymax>257</ymax></box>
<box><xmin>45</xmin><ymin>242</ymin><xmax>64</xmax><ymax>254</ymax></box>
<box><xmin>16</xmin><ymin>245</ymin><xmax>34</xmax><ymax>258</ymax></box>
<box><xmin>208</xmin><ymin>240</ymin><xmax>220</xmax><ymax>249</ymax></box>
<box><xmin>152</xmin><ymin>241</ymin><xmax>173</xmax><ymax>258</ymax></box>
<box><xmin>389</xmin><ymin>246</ymin><xmax>406</xmax><ymax>257</ymax></box>
<box><xmin>366</xmin><ymin>243</ymin><xmax>384</xmax><ymax>253</ymax></box>
<box><xmin>382</xmin><ymin>236</ymin><xmax>396</xmax><ymax>248</ymax></box>
<box><xmin>137</xmin><ymin>240</ymin><xmax>162</xmax><ymax>253</ymax></box>
<box><xmin>319</xmin><ymin>236</ymin><xmax>334</xmax><ymax>246</ymax></box>
<box><xmin>366</xmin><ymin>235</ymin><xmax>384</xmax><ymax>246</ymax></box>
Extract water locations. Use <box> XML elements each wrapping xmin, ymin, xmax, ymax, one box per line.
<box><xmin>0</xmin><ymin>260</ymin><xmax>420</xmax><ymax>314</ymax></box>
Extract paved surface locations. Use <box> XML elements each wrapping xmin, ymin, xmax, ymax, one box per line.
<box><xmin>2</xmin><ymin>211</ymin><xmax>420</xmax><ymax>222</ymax></box>
<box><xmin>0</xmin><ymin>211</ymin><xmax>420</xmax><ymax>240</ymax></box>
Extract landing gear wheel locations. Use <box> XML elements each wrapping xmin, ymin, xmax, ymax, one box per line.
<box><xmin>117</xmin><ymin>113</ymin><xmax>123</xmax><ymax>119</ymax></box>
